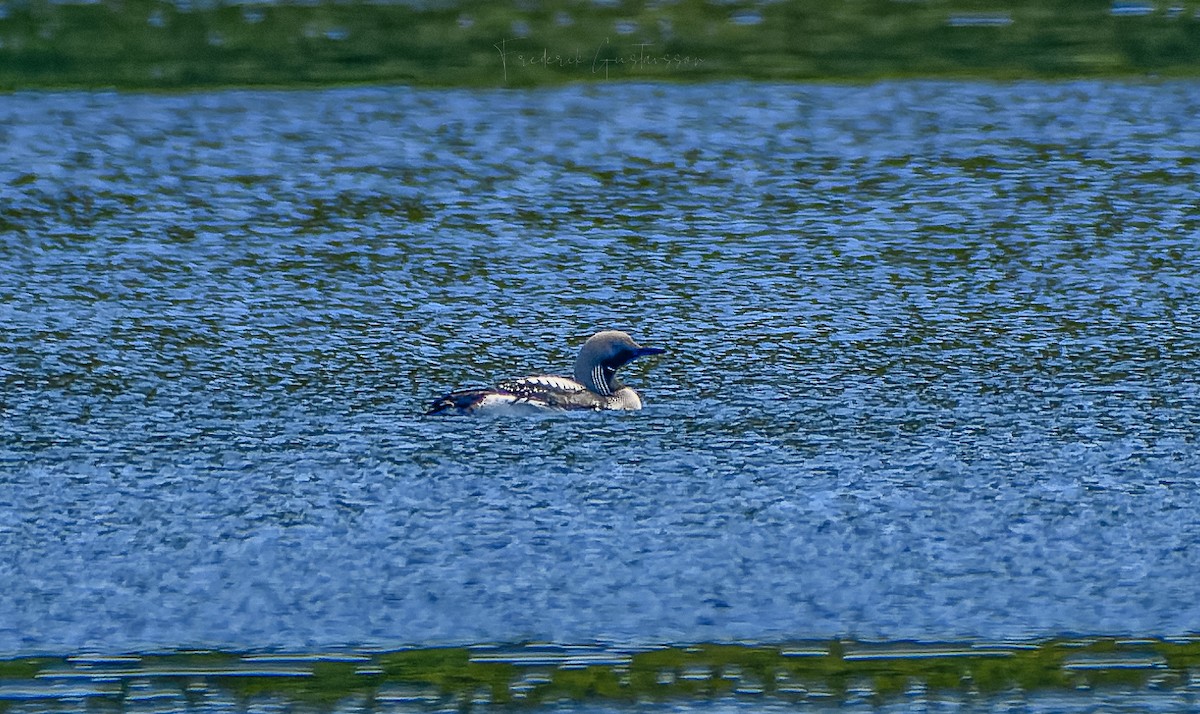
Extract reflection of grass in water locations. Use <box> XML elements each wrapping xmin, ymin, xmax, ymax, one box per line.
<box><xmin>1</xmin><ymin>0</ymin><xmax>1199</xmax><ymax>88</ymax></box>
<box><xmin>1</xmin><ymin>638</ymin><xmax>1198</xmax><ymax>709</ymax></box>
<box><xmin>0</xmin><ymin>657</ymin><xmax>52</xmax><ymax>680</ymax></box>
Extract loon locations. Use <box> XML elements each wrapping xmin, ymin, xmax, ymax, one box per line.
<box><xmin>426</xmin><ymin>330</ymin><xmax>665</xmax><ymax>415</ymax></box>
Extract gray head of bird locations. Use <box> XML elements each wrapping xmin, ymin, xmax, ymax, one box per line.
<box><xmin>573</xmin><ymin>330</ymin><xmax>665</xmax><ymax>396</ymax></box>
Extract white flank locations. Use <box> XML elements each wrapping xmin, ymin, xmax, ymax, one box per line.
<box><xmin>474</xmin><ymin>393</ymin><xmax>556</xmax><ymax>414</ymax></box>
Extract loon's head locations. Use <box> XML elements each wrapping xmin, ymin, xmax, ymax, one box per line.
<box><xmin>573</xmin><ymin>330</ymin><xmax>665</xmax><ymax>396</ymax></box>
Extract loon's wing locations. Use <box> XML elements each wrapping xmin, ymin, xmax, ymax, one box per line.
<box><xmin>425</xmin><ymin>376</ymin><xmax>604</xmax><ymax>416</ymax></box>
<box><xmin>424</xmin><ymin>387</ymin><xmax>552</xmax><ymax>415</ymax></box>
<box><xmin>497</xmin><ymin>376</ymin><xmax>607</xmax><ymax>410</ymax></box>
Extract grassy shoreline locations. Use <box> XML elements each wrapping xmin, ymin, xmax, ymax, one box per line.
<box><xmin>2</xmin><ymin>638</ymin><xmax>1199</xmax><ymax>709</ymax></box>
<box><xmin>2</xmin><ymin>0</ymin><xmax>1200</xmax><ymax>90</ymax></box>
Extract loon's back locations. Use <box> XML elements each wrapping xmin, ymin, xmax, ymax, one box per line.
<box><xmin>425</xmin><ymin>375</ymin><xmax>641</xmax><ymax>415</ymax></box>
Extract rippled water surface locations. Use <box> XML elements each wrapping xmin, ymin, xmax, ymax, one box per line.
<box><xmin>2</xmin><ymin>82</ymin><xmax>1199</xmax><ymax>656</ymax></box>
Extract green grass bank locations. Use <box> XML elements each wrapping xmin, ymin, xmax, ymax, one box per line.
<box><xmin>2</xmin><ymin>0</ymin><xmax>1200</xmax><ymax>89</ymax></box>
<box><xmin>2</xmin><ymin>638</ymin><xmax>1199</xmax><ymax>710</ymax></box>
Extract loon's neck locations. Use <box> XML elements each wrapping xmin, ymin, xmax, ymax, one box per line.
<box><xmin>575</xmin><ymin>363</ymin><xmax>618</xmax><ymax>396</ymax></box>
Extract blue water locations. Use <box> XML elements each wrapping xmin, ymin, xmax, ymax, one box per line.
<box><xmin>1</xmin><ymin>81</ymin><xmax>1199</xmax><ymax>655</ymax></box>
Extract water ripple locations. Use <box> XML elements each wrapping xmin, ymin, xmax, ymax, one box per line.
<box><xmin>1</xmin><ymin>81</ymin><xmax>1199</xmax><ymax>653</ymax></box>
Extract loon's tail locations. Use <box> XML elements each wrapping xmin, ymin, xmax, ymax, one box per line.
<box><xmin>425</xmin><ymin>388</ymin><xmax>496</xmax><ymax>416</ymax></box>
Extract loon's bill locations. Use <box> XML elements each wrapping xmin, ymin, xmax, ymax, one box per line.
<box><xmin>426</xmin><ymin>330</ymin><xmax>665</xmax><ymax>416</ymax></box>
